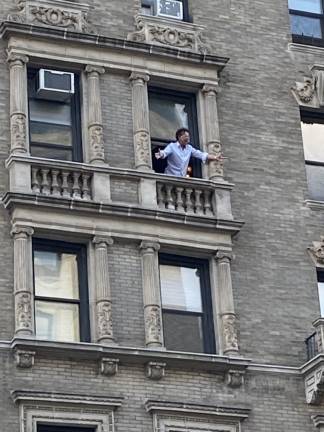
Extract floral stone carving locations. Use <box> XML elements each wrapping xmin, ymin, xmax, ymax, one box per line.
<box><xmin>127</xmin><ymin>15</ymin><xmax>210</xmax><ymax>54</ymax></box>
<box><xmin>144</xmin><ymin>305</ymin><xmax>162</xmax><ymax>345</ymax></box>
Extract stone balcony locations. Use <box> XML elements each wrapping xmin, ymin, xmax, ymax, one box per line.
<box><xmin>4</xmin><ymin>155</ymin><xmax>243</xmax><ymax>248</ymax></box>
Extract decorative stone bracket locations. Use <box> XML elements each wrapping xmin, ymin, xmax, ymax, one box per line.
<box><xmin>224</xmin><ymin>369</ymin><xmax>245</xmax><ymax>388</ymax></box>
<box><xmin>308</xmin><ymin>237</ymin><xmax>324</xmax><ymax>267</ymax></box>
<box><xmin>99</xmin><ymin>357</ymin><xmax>119</xmax><ymax>376</ymax></box>
<box><xmin>305</xmin><ymin>366</ymin><xmax>324</xmax><ymax>404</ymax></box>
<box><xmin>127</xmin><ymin>14</ymin><xmax>210</xmax><ymax>54</ymax></box>
<box><xmin>145</xmin><ymin>361</ymin><xmax>166</xmax><ymax>380</ymax></box>
<box><xmin>7</xmin><ymin>0</ymin><xmax>94</xmax><ymax>34</ymax></box>
<box><xmin>291</xmin><ymin>66</ymin><xmax>324</xmax><ymax>108</ymax></box>
<box><xmin>15</xmin><ymin>349</ymin><xmax>35</xmax><ymax>368</ymax></box>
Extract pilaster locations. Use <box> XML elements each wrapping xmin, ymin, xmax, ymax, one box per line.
<box><xmin>85</xmin><ymin>65</ymin><xmax>106</xmax><ymax>164</ymax></box>
<box><xmin>129</xmin><ymin>72</ymin><xmax>152</xmax><ymax>171</ymax></box>
<box><xmin>7</xmin><ymin>52</ymin><xmax>29</xmax><ymax>155</ymax></box>
<box><xmin>93</xmin><ymin>236</ymin><xmax>116</xmax><ymax>345</ymax></box>
<box><xmin>139</xmin><ymin>241</ymin><xmax>163</xmax><ymax>348</ymax></box>
<box><xmin>11</xmin><ymin>225</ymin><xmax>34</xmax><ymax>337</ymax></box>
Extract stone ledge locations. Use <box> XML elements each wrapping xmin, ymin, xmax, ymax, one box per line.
<box><xmin>305</xmin><ymin>200</ymin><xmax>324</xmax><ymax>211</ymax></box>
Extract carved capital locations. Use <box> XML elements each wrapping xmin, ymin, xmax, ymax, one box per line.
<box><xmin>7</xmin><ymin>52</ymin><xmax>29</xmax><ymax>67</ymax></box>
<box><xmin>96</xmin><ymin>300</ymin><xmax>114</xmax><ymax>342</ymax></box>
<box><xmin>144</xmin><ymin>305</ymin><xmax>162</xmax><ymax>346</ymax></box>
<box><xmin>99</xmin><ymin>357</ymin><xmax>119</xmax><ymax>376</ymax></box>
<box><xmin>202</xmin><ymin>83</ymin><xmax>219</xmax><ymax>96</ymax></box>
<box><xmin>225</xmin><ymin>369</ymin><xmax>245</xmax><ymax>388</ymax></box>
<box><xmin>11</xmin><ymin>225</ymin><xmax>34</xmax><ymax>239</ymax></box>
<box><xmin>129</xmin><ymin>72</ymin><xmax>150</xmax><ymax>85</ymax></box>
<box><xmin>93</xmin><ymin>236</ymin><xmax>114</xmax><ymax>248</ymax></box>
<box><xmin>215</xmin><ymin>250</ymin><xmax>234</xmax><ymax>263</ymax></box>
<box><xmin>222</xmin><ymin>313</ymin><xmax>239</xmax><ymax>354</ymax></box>
<box><xmin>140</xmin><ymin>241</ymin><xmax>160</xmax><ymax>254</ymax></box>
<box><xmin>145</xmin><ymin>361</ymin><xmax>166</xmax><ymax>380</ymax></box>
<box><xmin>15</xmin><ymin>349</ymin><xmax>35</xmax><ymax>368</ymax></box>
<box><xmin>85</xmin><ymin>65</ymin><xmax>105</xmax><ymax>76</ymax></box>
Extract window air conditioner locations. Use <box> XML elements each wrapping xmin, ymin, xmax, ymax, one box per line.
<box><xmin>156</xmin><ymin>0</ymin><xmax>183</xmax><ymax>20</ymax></box>
<box><xmin>37</xmin><ymin>69</ymin><xmax>75</xmax><ymax>101</ymax></box>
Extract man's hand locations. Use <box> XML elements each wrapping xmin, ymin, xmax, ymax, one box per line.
<box><xmin>207</xmin><ymin>153</ymin><xmax>226</xmax><ymax>161</ymax></box>
<box><xmin>155</xmin><ymin>149</ymin><xmax>163</xmax><ymax>160</ymax></box>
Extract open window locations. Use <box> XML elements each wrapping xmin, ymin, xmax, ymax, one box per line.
<box><xmin>28</xmin><ymin>67</ymin><xmax>82</xmax><ymax>162</ymax></box>
<box><xmin>159</xmin><ymin>254</ymin><xmax>215</xmax><ymax>353</ymax></box>
<box><xmin>148</xmin><ymin>88</ymin><xmax>201</xmax><ymax>177</ymax></box>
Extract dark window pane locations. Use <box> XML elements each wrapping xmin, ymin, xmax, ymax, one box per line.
<box><xmin>290</xmin><ymin>14</ymin><xmax>322</xmax><ymax>37</ymax></box>
<box><xmin>38</xmin><ymin>425</ymin><xmax>95</xmax><ymax>432</ymax></box>
<box><xmin>149</xmin><ymin>95</ymin><xmax>188</xmax><ymax>141</ymax></box>
<box><xmin>160</xmin><ymin>264</ymin><xmax>202</xmax><ymax>312</ymax></box>
<box><xmin>34</xmin><ymin>250</ymin><xmax>79</xmax><ymax>299</ymax></box>
<box><xmin>318</xmin><ymin>281</ymin><xmax>324</xmax><ymax>316</ymax></box>
<box><xmin>305</xmin><ymin>164</ymin><xmax>324</xmax><ymax>200</ymax></box>
<box><xmin>30</xmin><ymin>145</ymin><xmax>72</xmax><ymax>161</ymax></box>
<box><xmin>30</xmin><ymin>122</ymin><xmax>72</xmax><ymax>146</ymax></box>
<box><xmin>163</xmin><ymin>312</ymin><xmax>204</xmax><ymax>352</ymax></box>
<box><xmin>288</xmin><ymin>0</ymin><xmax>322</xmax><ymax>13</ymax></box>
<box><xmin>30</xmin><ymin>100</ymin><xmax>71</xmax><ymax>125</ymax></box>
<box><xmin>35</xmin><ymin>300</ymin><xmax>80</xmax><ymax>342</ymax></box>
<box><xmin>302</xmin><ymin>120</ymin><xmax>324</xmax><ymax>162</ymax></box>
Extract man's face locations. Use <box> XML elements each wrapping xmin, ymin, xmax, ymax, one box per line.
<box><xmin>178</xmin><ymin>131</ymin><xmax>190</xmax><ymax>146</ymax></box>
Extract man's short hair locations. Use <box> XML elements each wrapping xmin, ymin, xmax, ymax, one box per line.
<box><xmin>175</xmin><ymin>128</ymin><xmax>190</xmax><ymax>141</ymax></box>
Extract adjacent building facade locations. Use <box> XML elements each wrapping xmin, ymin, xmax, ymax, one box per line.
<box><xmin>1</xmin><ymin>0</ymin><xmax>324</xmax><ymax>430</ymax></box>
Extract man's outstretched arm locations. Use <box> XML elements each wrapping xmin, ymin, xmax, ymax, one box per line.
<box><xmin>155</xmin><ymin>143</ymin><xmax>173</xmax><ymax>160</ymax></box>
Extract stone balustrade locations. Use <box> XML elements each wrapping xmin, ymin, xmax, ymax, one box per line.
<box><xmin>31</xmin><ymin>165</ymin><xmax>93</xmax><ymax>200</ymax></box>
<box><xmin>156</xmin><ymin>178</ymin><xmax>215</xmax><ymax>216</ymax></box>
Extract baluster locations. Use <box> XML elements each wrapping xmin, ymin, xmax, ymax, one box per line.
<box><xmin>203</xmin><ymin>189</ymin><xmax>213</xmax><ymax>216</ymax></box>
<box><xmin>31</xmin><ymin>167</ymin><xmax>40</xmax><ymax>193</ymax></box>
<box><xmin>51</xmin><ymin>169</ymin><xmax>61</xmax><ymax>197</ymax></box>
<box><xmin>156</xmin><ymin>183</ymin><xmax>165</xmax><ymax>209</ymax></box>
<box><xmin>72</xmin><ymin>172</ymin><xmax>81</xmax><ymax>199</ymax></box>
<box><xmin>165</xmin><ymin>184</ymin><xmax>175</xmax><ymax>210</ymax></box>
<box><xmin>175</xmin><ymin>187</ymin><xmax>184</xmax><ymax>212</ymax></box>
<box><xmin>81</xmin><ymin>173</ymin><xmax>91</xmax><ymax>200</ymax></box>
<box><xmin>184</xmin><ymin>188</ymin><xmax>194</xmax><ymax>214</ymax></box>
<box><xmin>40</xmin><ymin>168</ymin><xmax>50</xmax><ymax>195</ymax></box>
<box><xmin>61</xmin><ymin>171</ymin><xmax>71</xmax><ymax>198</ymax></box>
<box><xmin>194</xmin><ymin>189</ymin><xmax>203</xmax><ymax>215</ymax></box>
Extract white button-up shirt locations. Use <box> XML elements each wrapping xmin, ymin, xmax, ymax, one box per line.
<box><xmin>160</xmin><ymin>141</ymin><xmax>208</xmax><ymax>177</ymax></box>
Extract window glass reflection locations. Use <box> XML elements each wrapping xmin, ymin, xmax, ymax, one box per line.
<box><xmin>163</xmin><ymin>313</ymin><xmax>204</xmax><ymax>352</ymax></box>
<box><xmin>302</xmin><ymin>120</ymin><xmax>324</xmax><ymax>161</ymax></box>
<box><xmin>290</xmin><ymin>15</ymin><xmax>322</xmax><ymax>37</ymax></box>
<box><xmin>30</xmin><ymin>122</ymin><xmax>72</xmax><ymax>146</ymax></box>
<box><xmin>29</xmin><ymin>100</ymin><xmax>71</xmax><ymax>125</ymax></box>
<box><xmin>34</xmin><ymin>251</ymin><xmax>79</xmax><ymax>299</ymax></box>
<box><xmin>160</xmin><ymin>265</ymin><xmax>202</xmax><ymax>312</ymax></box>
<box><xmin>288</xmin><ymin>0</ymin><xmax>322</xmax><ymax>13</ymax></box>
<box><xmin>305</xmin><ymin>164</ymin><xmax>324</xmax><ymax>200</ymax></box>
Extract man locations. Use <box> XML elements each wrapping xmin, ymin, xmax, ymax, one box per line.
<box><xmin>155</xmin><ymin>128</ymin><xmax>223</xmax><ymax>177</ymax></box>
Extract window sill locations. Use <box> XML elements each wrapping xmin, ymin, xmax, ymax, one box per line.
<box><xmin>304</xmin><ymin>199</ymin><xmax>324</xmax><ymax>210</ymax></box>
<box><xmin>289</xmin><ymin>41</ymin><xmax>324</xmax><ymax>55</ymax></box>
<box><xmin>11</xmin><ymin>337</ymin><xmax>250</xmax><ymax>385</ymax></box>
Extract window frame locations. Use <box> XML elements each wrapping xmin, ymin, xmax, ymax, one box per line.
<box><xmin>27</xmin><ymin>67</ymin><xmax>83</xmax><ymax>162</ymax></box>
<box><xmin>37</xmin><ymin>426</ymin><xmax>95</xmax><ymax>432</ymax></box>
<box><xmin>159</xmin><ymin>253</ymin><xmax>216</xmax><ymax>354</ymax></box>
<box><xmin>148</xmin><ymin>87</ymin><xmax>202</xmax><ymax>177</ymax></box>
<box><xmin>32</xmin><ymin>238</ymin><xmax>90</xmax><ymax>343</ymax></box>
<box><xmin>289</xmin><ymin>0</ymin><xmax>324</xmax><ymax>46</ymax></box>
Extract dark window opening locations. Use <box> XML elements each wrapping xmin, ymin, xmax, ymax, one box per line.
<box><xmin>37</xmin><ymin>426</ymin><xmax>95</xmax><ymax>432</ymax></box>
<box><xmin>33</xmin><ymin>239</ymin><xmax>90</xmax><ymax>343</ymax></box>
<box><xmin>159</xmin><ymin>254</ymin><xmax>215</xmax><ymax>354</ymax></box>
<box><xmin>148</xmin><ymin>88</ymin><xmax>201</xmax><ymax>177</ymax></box>
<box><xmin>289</xmin><ymin>0</ymin><xmax>324</xmax><ymax>46</ymax></box>
<box><xmin>28</xmin><ymin>67</ymin><xmax>82</xmax><ymax>162</ymax></box>
<box><xmin>300</xmin><ymin>110</ymin><xmax>324</xmax><ymax>200</ymax></box>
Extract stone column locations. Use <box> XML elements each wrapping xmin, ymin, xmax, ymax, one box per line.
<box><xmin>7</xmin><ymin>53</ymin><xmax>29</xmax><ymax>155</ymax></box>
<box><xmin>139</xmin><ymin>241</ymin><xmax>163</xmax><ymax>348</ymax></box>
<box><xmin>129</xmin><ymin>72</ymin><xmax>152</xmax><ymax>171</ymax></box>
<box><xmin>85</xmin><ymin>65</ymin><xmax>106</xmax><ymax>164</ymax></box>
<box><xmin>11</xmin><ymin>226</ymin><xmax>34</xmax><ymax>337</ymax></box>
<box><xmin>93</xmin><ymin>236</ymin><xmax>115</xmax><ymax>345</ymax></box>
<box><xmin>202</xmin><ymin>84</ymin><xmax>224</xmax><ymax>180</ymax></box>
<box><xmin>214</xmin><ymin>250</ymin><xmax>239</xmax><ymax>356</ymax></box>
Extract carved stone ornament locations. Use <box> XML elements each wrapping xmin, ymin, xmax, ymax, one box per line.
<box><xmin>215</xmin><ymin>250</ymin><xmax>234</xmax><ymax>263</ymax></box>
<box><xmin>305</xmin><ymin>366</ymin><xmax>324</xmax><ymax>404</ymax></box>
<box><xmin>11</xmin><ymin>114</ymin><xmax>27</xmax><ymax>153</ymax></box>
<box><xmin>15</xmin><ymin>349</ymin><xmax>35</xmax><ymax>368</ymax></box>
<box><xmin>100</xmin><ymin>357</ymin><xmax>119</xmax><ymax>376</ymax></box>
<box><xmin>291</xmin><ymin>69</ymin><xmax>324</xmax><ymax>108</ymax></box>
<box><xmin>222</xmin><ymin>313</ymin><xmax>239</xmax><ymax>352</ymax></box>
<box><xmin>145</xmin><ymin>361</ymin><xmax>166</xmax><ymax>380</ymax></box>
<box><xmin>225</xmin><ymin>369</ymin><xmax>245</xmax><ymax>388</ymax></box>
<box><xmin>97</xmin><ymin>300</ymin><xmax>114</xmax><ymax>340</ymax></box>
<box><xmin>7</xmin><ymin>0</ymin><xmax>95</xmax><ymax>34</ymax></box>
<box><xmin>308</xmin><ymin>237</ymin><xmax>324</xmax><ymax>266</ymax></box>
<box><xmin>15</xmin><ymin>292</ymin><xmax>33</xmax><ymax>331</ymax></box>
<box><xmin>89</xmin><ymin>124</ymin><xmax>105</xmax><ymax>161</ymax></box>
<box><xmin>144</xmin><ymin>305</ymin><xmax>162</xmax><ymax>344</ymax></box>
<box><xmin>134</xmin><ymin>130</ymin><xmax>151</xmax><ymax>167</ymax></box>
<box><xmin>127</xmin><ymin>15</ymin><xmax>210</xmax><ymax>54</ymax></box>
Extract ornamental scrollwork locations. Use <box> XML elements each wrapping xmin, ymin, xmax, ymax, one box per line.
<box><xmin>144</xmin><ymin>305</ymin><xmax>162</xmax><ymax>344</ymax></box>
<box><xmin>89</xmin><ymin>124</ymin><xmax>105</xmax><ymax>162</ymax></box>
<box><xmin>97</xmin><ymin>300</ymin><xmax>114</xmax><ymax>340</ymax></box>
<box><xmin>222</xmin><ymin>313</ymin><xmax>239</xmax><ymax>352</ymax></box>
<box><xmin>134</xmin><ymin>130</ymin><xmax>150</xmax><ymax>166</ymax></box>
<box><xmin>150</xmin><ymin>26</ymin><xmax>194</xmax><ymax>49</ymax></box>
<box><xmin>7</xmin><ymin>0</ymin><xmax>26</xmax><ymax>23</ymax></box>
<box><xmin>30</xmin><ymin>6</ymin><xmax>79</xmax><ymax>29</ymax></box>
<box><xmin>15</xmin><ymin>292</ymin><xmax>32</xmax><ymax>331</ymax></box>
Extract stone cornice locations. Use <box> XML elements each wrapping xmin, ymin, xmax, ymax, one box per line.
<box><xmin>0</xmin><ymin>21</ymin><xmax>229</xmax><ymax>70</ymax></box>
